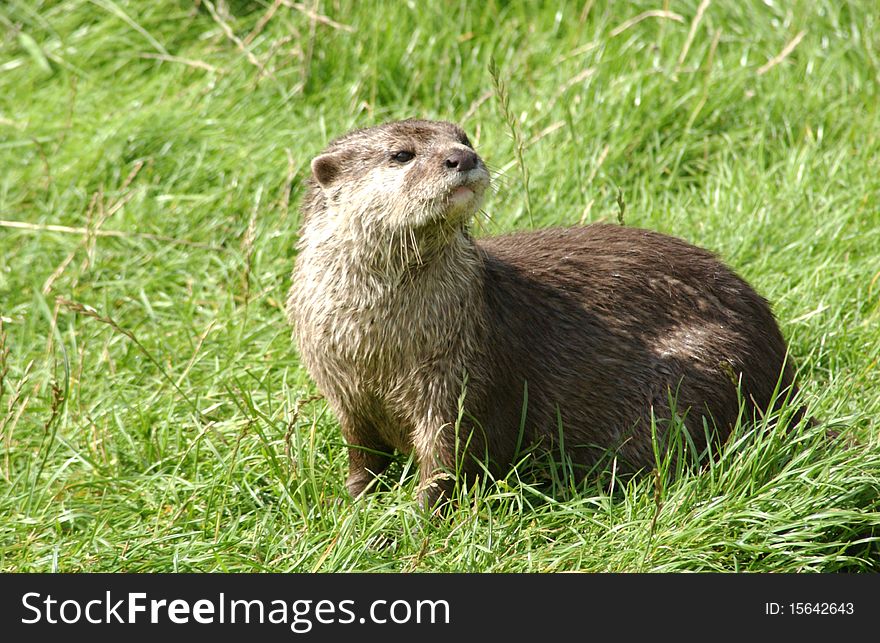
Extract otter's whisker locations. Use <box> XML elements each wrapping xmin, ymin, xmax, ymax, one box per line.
<box><xmin>409</xmin><ymin>227</ymin><xmax>422</xmax><ymax>266</ymax></box>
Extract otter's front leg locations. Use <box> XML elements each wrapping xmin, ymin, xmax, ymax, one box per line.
<box><xmin>345</xmin><ymin>442</ymin><xmax>391</xmax><ymax>497</ymax></box>
<box><xmin>413</xmin><ymin>416</ymin><xmax>490</xmax><ymax>509</ymax></box>
<box><xmin>335</xmin><ymin>408</ymin><xmax>393</xmax><ymax>497</ymax></box>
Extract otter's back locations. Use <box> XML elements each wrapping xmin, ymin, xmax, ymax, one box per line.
<box><xmin>473</xmin><ymin>224</ymin><xmax>792</xmax><ymax>469</ymax></box>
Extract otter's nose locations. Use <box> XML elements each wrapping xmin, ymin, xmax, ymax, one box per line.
<box><xmin>444</xmin><ymin>148</ymin><xmax>478</xmax><ymax>173</ymax></box>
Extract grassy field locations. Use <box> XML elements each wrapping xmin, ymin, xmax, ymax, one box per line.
<box><xmin>1</xmin><ymin>0</ymin><xmax>878</xmax><ymax>572</ymax></box>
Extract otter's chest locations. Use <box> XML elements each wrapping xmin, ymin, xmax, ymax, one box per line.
<box><xmin>291</xmin><ymin>265</ymin><xmax>471</xmax><ymax>378</ymax></box>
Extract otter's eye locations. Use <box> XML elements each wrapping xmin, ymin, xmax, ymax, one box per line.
<box><xmin>391</xmin><ymin>150</ymin><xmax>415</xmax><ymax>163</ymax></box>
<box><xmin>460</xmin><ymin>135</ymin><xmax>472</xmax><ymax>148</ymax></box>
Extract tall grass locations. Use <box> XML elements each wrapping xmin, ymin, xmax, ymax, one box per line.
<box><xmin>0</xmin><ymin>0</ymin><xmax>878</xmax><ymax>572</ymax></box>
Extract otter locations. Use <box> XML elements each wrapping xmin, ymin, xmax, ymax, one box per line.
<box><xmin>287</xmin><ymin>119</ymin><xmax>802</xmax><ymax>507</ymax></box>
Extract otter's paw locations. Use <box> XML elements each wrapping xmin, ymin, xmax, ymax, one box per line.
<box><xmin>345</xmin><ymin>471</ymin><xmax>375</xmax><ymax>497</ymax></box>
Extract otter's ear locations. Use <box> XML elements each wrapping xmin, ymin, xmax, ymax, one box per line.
<box><xmin>311</xmin><ymin>153</ymin><xmax>342</xmax><ymax>189</ymax></box>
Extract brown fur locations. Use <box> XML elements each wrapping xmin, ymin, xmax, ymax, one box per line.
<box><xmin>287</xmin><ymin>119</ymin><xmax>800</xmax><ymax>506</ymax></box>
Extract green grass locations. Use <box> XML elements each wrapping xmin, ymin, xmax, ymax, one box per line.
<box><xmin>1</xmin><ymin>0</ymin><xmax>879</xmax><ymax>572</ymax></box>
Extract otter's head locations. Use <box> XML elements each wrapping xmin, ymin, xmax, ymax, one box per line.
<box><xmin>302</xmin><ymin>120</ymin><xmax>490</xmax><ymax>241</ymax></box>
